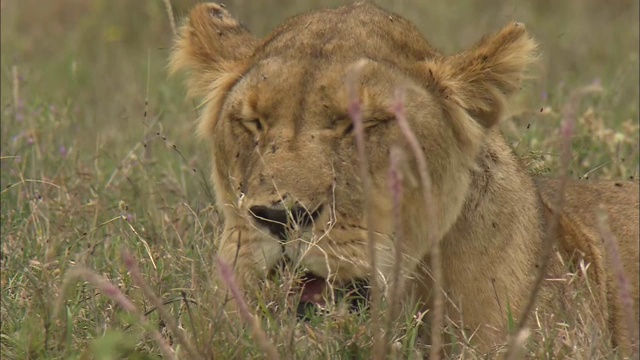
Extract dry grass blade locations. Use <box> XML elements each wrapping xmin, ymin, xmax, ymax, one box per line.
<box><xmin>163</xmin><ymin>0</ymin><xmax>177</xmax><ymax>35</ymax></box>
<box><xmin>1</xmin><ymin>178</ymin><xmax>61</xmax><ymax>195</ymax></box>
<box><xmin>121</xmin><ymin>217</ymin><xmax>157</xmax><ymax>269</ymax></box>
<box><xmin>216</xmin><ymin>257</ymin><xmax>281</xmax><ymax>360</ymax></box>
<box><xmin>122</xmin><ymin>249</ymin><xmax>201</xmax><ymax>360</ymax></box>
<box><xmin>391</xmin><ymin>88</ymin><xmax>443</xmax><ymax>360</ymax></box>
<box><xmin>596</xmin><ymin>208</ymin><xmax>639</xmax><ymax>359</ymax></box>
<box><xmin>12</xmin><ymin>65</ymin><xmax>19</xmax><ymax>122</ymax></box>
<box><xmin>58</xmin><ymin>266</ymin><xmax>177</xmax><ymax>360</ymax></box>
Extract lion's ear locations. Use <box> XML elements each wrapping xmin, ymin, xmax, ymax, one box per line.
<box><xmin>169</xmin><ymin>3</ymin><xmax>258</xmax><ymax>98</ymax></box>
<box><xmin>424</xmin><ymin>22</ymin><xmax>538</xmax><ymax>128</ymax></box>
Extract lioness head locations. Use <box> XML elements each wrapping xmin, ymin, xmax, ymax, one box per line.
<box><xmin>170</xmin><ymin>2</ymin><xmax>537</xmax><ymax>305</ymax></box>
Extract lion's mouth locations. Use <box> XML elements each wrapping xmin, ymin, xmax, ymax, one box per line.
<box><xmin>293</xmin><ymin>272</ymin><xmax>370</xmax><ymax>319</ymax></box>
<box><xmin>271</xmin><ymin>259</ymin><xmax>370</xmax><ymax>318</ymax></box>
<box><xmin>298</xmin><ymin>272</ymin><xmax>328</xmax><ymax>307</ymax></box>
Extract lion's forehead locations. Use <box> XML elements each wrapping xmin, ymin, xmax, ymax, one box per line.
<box><xmin>222</xmin><ymin>3</ymin><xmax>443</xmax><ymax>128</ymax></box>
<box><xmin>253</xmin><ymin>2</ymin><xmax>438</xmax><ymax>64</ymax></box>
<box><xmin>232</xmin><ymin>58</ymin><xmax>345</xmax><ymax>121</ymax></box>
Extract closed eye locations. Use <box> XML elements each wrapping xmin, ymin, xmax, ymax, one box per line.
<box><xmin>239</xmin><ymin>118</ymin><xmax>264</xmax><ymax>133</ymax></box>
<box><xmin>365</xmin><ymin>116</ymin><xmax>394</xmax><ymax>128</ymax></box>
<box><xmin>342</xmin><ymin>117</ymin><xmax>393</xmax><ymax>136</ymax></box>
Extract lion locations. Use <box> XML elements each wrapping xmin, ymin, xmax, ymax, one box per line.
<box><xmin>169</xmin><ymin>1</ymin><xmax>639</xmax><ymax>356</ymax></box>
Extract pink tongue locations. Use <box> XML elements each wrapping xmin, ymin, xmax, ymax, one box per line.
<box><xmin>299</xmin><ymin>274</ymin><xmax>327</xmax><ymax>307</ymax></box>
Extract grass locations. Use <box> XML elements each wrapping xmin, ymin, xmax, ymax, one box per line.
<box><xmin>1</xmin><ymin>0</ymin><xmax>638</xmax><ymax>359</ymax></box>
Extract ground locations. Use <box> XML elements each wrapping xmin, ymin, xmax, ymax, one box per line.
<box><xmin>0</xmin><ymin>0</ymin><xmax>638</xmax><ymax>359</ymax></box>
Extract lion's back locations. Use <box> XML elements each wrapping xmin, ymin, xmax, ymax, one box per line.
<box><xmin>537</xmin><ymin>178</ymin><xmax>639</xmax><ymax>350</ymax></box>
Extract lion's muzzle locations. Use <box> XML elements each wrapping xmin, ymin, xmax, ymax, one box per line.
<box><xmin>249</xmin><ymin>203</ymin><xmax>323</xmax><ymax>241</ymax></box>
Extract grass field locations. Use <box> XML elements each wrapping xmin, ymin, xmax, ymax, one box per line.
<box><xmin>1</xmin><ymin>0</ymin><xmax>638</xmax><ymax>359</ymax></box>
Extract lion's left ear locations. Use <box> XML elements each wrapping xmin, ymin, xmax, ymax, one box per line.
<box><xmin>424</xmin><ymin>22</ymin><xmax>538</xmax><ymax>128</ymax></box>
<box><xmin>169</xmin><ymin>3</ymin><xmax>258</xmax><ymax>98</ymax></box>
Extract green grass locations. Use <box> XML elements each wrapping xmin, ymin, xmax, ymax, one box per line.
<box><xmin>1</xmin><ymin>0</ymin><xmax>638</xmax><ymax>359</ymax></box>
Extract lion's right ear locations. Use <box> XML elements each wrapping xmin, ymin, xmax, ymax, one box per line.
<box><xmin>169</xmin><ymin>3</ymin><xmax>258</xmax><ymax>98</ymax></box>
<box><xmin>424</xmin><ymin>22</ymin><xmax>538</xmax><ymax>129</ymax></box>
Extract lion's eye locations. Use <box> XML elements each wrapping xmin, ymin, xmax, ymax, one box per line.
<box><xmin>365</xmin><ymin>117</ymin><xmax>394</xmax><ymax>129</ymax></box>
<box><xmin>240</xmin><ymin>118</ymin><xmax>263</xmax><ymax>133</ymax></box>
<box><xmin>342</xmin><ymin>118</ymin><xmax>392</xmax><ymax>136</ymax></box>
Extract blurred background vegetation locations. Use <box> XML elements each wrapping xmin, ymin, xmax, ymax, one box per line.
<box><xmin>1</xmin><ymin>0</ymin><xmax>638</xmax><ymax>358</ymax></box>
<box><xmin>1</xmin><ymin>0</ymin><xmax>638</xmax><ymax>172</ymax></box>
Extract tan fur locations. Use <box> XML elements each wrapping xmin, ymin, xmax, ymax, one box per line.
<box><xmin>170</xmin><ymin>2</ymin><xmax>639</xmax><ymax>355</ymax></box>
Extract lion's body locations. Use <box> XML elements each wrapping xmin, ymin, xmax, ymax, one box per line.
<box><xmin>170</xmin><ymin>2</ymin><xmax>639</xmax><ymax>355</ymax></box>
<box><xmin>539</xmin><ymin>178</ymin><xmax>639</xmax><ymax>353</ymax></box>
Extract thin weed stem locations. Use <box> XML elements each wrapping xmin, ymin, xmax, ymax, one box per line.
<box><xmin>122</xmin><ymin>249</ymin><xmax>201</xmax><ymax>360</ymax></box>
<box><xmin>505</xmin><ymin>85</ymin><xmax>593</xmax><ymax>359</ymax></box>
<box><xmin>216</xmin><ymin>256</ymin><xmax>281</xmax><ymax>360</ymax></box>
<box><xmin>387</xmin><ymin>146</ymin><xmax>405</xmax><ymax>328</ymax></box>
<box><xmin>163</xmin><ymin>0</ymin><xmax>177</xmax><ymax>35</ymax></box>
<box><xmin>59</xmin><ymin>267</ymin><xmax>177</xmax><ymax>360</ymax></box>
<box><xmin>346</xmin><ymin>60</ymin><xmax>385</xmax><ymax>360</ymax></box>
<box><xmin>392</xmin><ymin>88</ymin><xmax>443</xmax><ymax>360</ymax></box>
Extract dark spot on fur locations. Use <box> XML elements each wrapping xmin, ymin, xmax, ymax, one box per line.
<box><xmin>343</xmin><ymin>123</ymin><xmax>354</xmax><ymax>136</ymax></box>
<box><xmin>209</xmin><ymin>7</ymin><xmax>224</xmax><ymax>19</ymax></box>
<box><xmin>492</xmin><ymin>222</ymin><xmax>498</xmax><ymax>229</ymax></box>
<box><xmin>487</xmin><ymin>150</ymin><xmax>499</xmax><ymax>164</ymax></box>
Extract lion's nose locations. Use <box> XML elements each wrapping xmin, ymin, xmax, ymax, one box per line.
<box><xmin>249</xmin><ymin>204</ymin><xmax>323</xmax><ymax>240</ymax></box>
